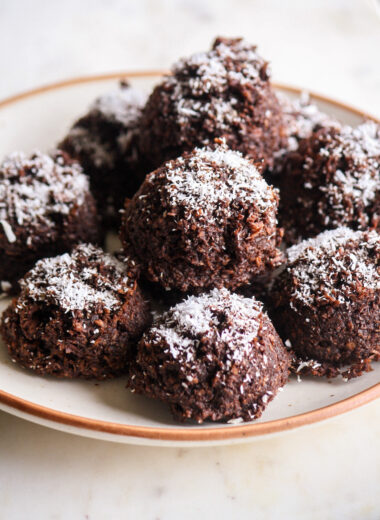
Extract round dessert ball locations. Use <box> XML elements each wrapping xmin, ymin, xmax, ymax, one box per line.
<box><xmin>137</xmin><ymin>37</ymin><xmax>287</xmax><ymax>173</ymax></box>
<box><xmin>0</xmin><ymin>150</ymin><xmax>100</xmax><ymax>293</ymax></box>
<box><xmin>127</xmin><ymin>288</ymin><xmax>290</xmax><ymax>423</ymax></box>
<box><xmin>59</xmin><ymin>81</ymin><xmax>147</xmax><ymax>223</ymax></box>
<box><xmin>120</xmin><ymin>144</ymin><xmax>284</xmax><ymax>293</ymax></box>
<box><xmin>278</xmin><ymin>121</ymin><xmax>380</xmax><ymax>244</ymax></box>
<box><xmin>271</xmin><ymin>227</ymin><xmax>380</xmax><ymax>379</ymax></box>
<box><xmin>269</xmin><ymin>92</ymin><xmax>340</xmax><ymax>178</ymax></box>
<box><xmin>0</xmin><ymin>243</ymin><xmax>151</xmax><ymax>379</ymax></box>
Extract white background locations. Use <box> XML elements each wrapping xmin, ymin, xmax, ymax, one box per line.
<box><xmin>0</xmin><ymin>1</ymin><xmax>379</xmax><ymax>518</ymax></box>
<box><xmin>1</xmin><ymin>0</ymin><xmax>379</xmax><ymax>116</ymax></box>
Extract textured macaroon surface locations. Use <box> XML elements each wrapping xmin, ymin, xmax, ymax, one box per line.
<box><xmin>270</xmin><ymin>92</ymin><xmax>340</xmax><ymax>177</ymax></box>
<box><xmin>0</xmin><ymin>150</ymin><xmax>100</xmax><ymax>292</ymax></box>
<box><xmin>0</xmin><ymin>150</ymin><xmax>89</xmax><ymax>233</ymax></box>
<box><xmin>0</xmin><ymin>243</ymin><xmax>151</xmax><ymax>379</ymax></box>
<box><xmin>127</xmin><ymin>287</ymin><xmax>290</xmax><ymax>423</ymax></box>
<box><xmin>137</xmin><ymin>37</ymin><xmax>287</xmax><ymax>172</ymax></box>
<box><xmin>59</xmin><ymin>82</ymin><xmax>147</xmax><ymax>223</ymax></box>
<box><xmin>271</xmin><ymin>227</ymin><xmax>380</xmax><ymax>378</ymax></box>
<box><xmin>278</xmin><ymin>121</ymin><xmax>380</xmax><ymax>244</ymax></box>
<box><xmin>121</xmin><ymin>143</ymin><xmax>283</xmax><ymax>293</ymax></box>
<box><xmin>18</xmin><ymin>243</ymin><xmax>137</xmax><ymax>313</ymax></box>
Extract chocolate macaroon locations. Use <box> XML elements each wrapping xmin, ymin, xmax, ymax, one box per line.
<box><xmin>278</xmin><ymin>121</ymin><xmax>380</xmax><ymax>244</ymax></box>
<box><xmin>59</xmin><ymin>81</ymin><xmax>147</xmax><ymax>224</ymax></box>
<box><xmin>271</xmin><ymin>227</ymin><xmax>380</xmax><ymax>379</ymax></box>
<box><xmin>1</xmin><ymin>243</ymin><xmax>151</xmax><ymax>379</ymax></box>
<box><xmin>269</xmin><ymin>91</ymin><xmax>340</xmax><ymax>179</ymax></box>
<box><xmin>120</xmin><ymin>144</ymin><xmax>284</xmax><ymax>293</ymax></box>
<box><xmin>127</xmin><ymin>288</ymin><xmax>290</xmax><ymax>423</ymax></box>
<box><xmin>137</xmin><ymin>37</ymin><xmax>287</xmax><ymax>172</ymax></box>
<box><xmin>0</xmin><ymin>150</ymin><xmax>100</xmax><ymax>293</ymax></box>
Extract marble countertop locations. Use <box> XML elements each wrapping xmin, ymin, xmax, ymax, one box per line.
<box><xmin>0</xmin><ymin>402</ymin><xmax>380</xmax><ymax>519</ymax></box>
<box><xmin>1</xmin><ymin>0</ymin><xmax>379</xmax><ymax>118</ymax></box>
<box><xmin>0</xmin><ymin>0</ymin><xmax>379</xmax><ymax>518</ymax></box>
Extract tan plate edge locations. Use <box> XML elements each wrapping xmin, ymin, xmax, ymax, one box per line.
<box><xmin>1</xmin><ymin>382</ymin><xmax>380</xmax><ymax>441</ymax></box>
<box><xmin>0</xmin><ymin>71</ymin><xmax>379</xmax><ymax>442</ymax></box>
<box><xmin>0</xmin><ymin>71</ymin><xmax>169</xmax><ymax>109</ymax></box>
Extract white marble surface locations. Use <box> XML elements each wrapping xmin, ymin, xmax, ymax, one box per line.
<box><xmin>0</xmin><ymin>0</ymin><xmax>380</xmax><ymax>117</ymax></box>
<box><xmin>1</xmin><ymin>403</ymin><xmax>380</xmax><ymax>519</ymax></box>
<box><xmin>0</xmin><ymin>0</ymin><xmax>379</xmax><ymax>518</ymax></box>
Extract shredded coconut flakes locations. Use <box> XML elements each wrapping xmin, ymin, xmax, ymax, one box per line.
<box><xmin>273</xmin><ymin>92</ymin><xmax>340</xmax><ymax>166</ymax></box>
<box><xmin>152</xmin><ymin>145</ymin><xmax>275</xmax><ymax>223</ymax></box>
<box><xmin>315</xmin><ymin>122</ymin><xmax>380</xmax><ymax>226</ymax></box>
<box><xmin>19</xmin><ymin>244</ymin><xmax>130</xmax><ymax>314</ymax></box>
<box><xmin>65</xmin><ymin>85</ymin><xmax>146</xmax><ymax>166</ymax></box>
<box><xmin>149</xmin><ymin>287</ymin><xmax>263</xmax><ymax>368</ymax></box>
<box><xmin>165</xmin><ymin>39</ymin><xmax>268</xmax><ymax>136</ymax></box>
<box><xmin>0</xmin><ymin>151</ymin><xmax>89</xmax><ymax>233</ymax></box>
<box><xmin>90</xmin><ymin>86</ymin><xmax>146</xmax><ymax>127</ymax></box>
<box><xmin>281</xmin><ymin>92</ymin><xmax>339</xmax><ymax>144</ymax></box>
<box><xmin>287</xmin><ymin>227</ymin><xmax>380</xmax><ymax>307</ymax></box>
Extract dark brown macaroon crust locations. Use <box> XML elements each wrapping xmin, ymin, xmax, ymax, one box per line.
<box><xmin>137</xmin><ymin>37</ymin><xmax>287</xmax><ymax>173</ymax></box>
<box><xmin>278</xmin><ymin>121</ymin><xmax>380</xmax><ymax>244</ymax></box>
<box><xmin>0</xmin><ymin>150</ymin><xmax>100</xmax><ymax>293</ymax></box>
<box><xmin>271</xmin><ymin>227</ymin><xmax>380</xmax><ymax>379</ymax></box>
<box><xmin>0</xmin><ymin>244</ymin><xmax>151</xmax><ymax>379</ymax></box>
<box><xmin>59</xmin><ymin>82</ymin><xmax>147</xmax><ymax>224</ymax></box>
<box><xmin>120</xmin><ymin>144</ymin><xmax>284</xmax><ymax>293</ymax></box>
<box><xmin>127</xmin><ymin>288</ymin><xmax>290</xmax><ymax>423</ymax></box>
<box><xmin>269</xmin><ymin>92</ymin><xmax>340</xmax><ymax>179</ymax></box>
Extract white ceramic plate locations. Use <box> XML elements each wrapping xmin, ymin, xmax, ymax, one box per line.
<box><xmin>0</xmin><ymin>73</ymin><xmax>379</xmax><ymax>447</ymax></box>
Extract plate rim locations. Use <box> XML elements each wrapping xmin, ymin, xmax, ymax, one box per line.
<box><xmin>0</xmin><ymin>71</ymin><xmax>379</xmax><ymax>443</ymax></box>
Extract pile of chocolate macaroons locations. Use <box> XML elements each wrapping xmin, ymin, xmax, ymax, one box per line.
<box><xmin>0</xmin><ymin>37</ymin><xmax>379</xmax><ymax>424</ymax></box>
